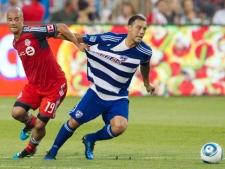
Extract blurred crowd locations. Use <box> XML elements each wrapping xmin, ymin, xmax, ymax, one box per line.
<box><xmin>0</xmin><ymin>0</ymin><xmax>225</xmax><ymax>25</ymax></box>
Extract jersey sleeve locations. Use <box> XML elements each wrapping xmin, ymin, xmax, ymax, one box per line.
<box><xmin>82</xmin><ymin>34</ymin><xmax>102</xmax><ymax>45</ymax></box>
<box><xmin>83</xmin><ymin>32</ymin><xmax>115</xmax><ymax>45</ymax></box>
<box><xmin>140</xmin><ymin>46</ymin><xmax>152</xmax><ymax>66</ymax></box>
<box><xmin>28</xmin><ymin>24</ymin><xmax>57</xmax><ymax>40</ymax></box>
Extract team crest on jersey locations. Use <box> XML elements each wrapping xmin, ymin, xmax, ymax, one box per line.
<box><xmin>25</xmin><ymin>39</ymin><xmax>31</xmax><ymax>46</ymax></box>
<box><xmin>75</xmin><ymin>110</ymin><xmax>83</xmax><ymax>118</ymax></box>
<box><xmin>120</xmin><ymin>55</ymin><xmax>128</xmax><ymax>62</ymax></box>
<box><xmin>26</xmin><ymin>46</ymin><xmax>35</xmax><ymax>56</ymax></box>
<box><xmin>89</xmin><ymin>36</ymin><xmax>97</xmax><ymax>42</ymax></box>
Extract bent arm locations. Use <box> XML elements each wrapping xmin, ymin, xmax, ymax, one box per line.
<box><xmin>73</xmin><ymin>33</ymin><xmax>84</xmax><ymax>43</ymax></box>
<box><xmin>54</xmin><ymin>27</ymin><xmax>84</xmax><ymax>44</ymax></box>
<box><xmin>55</xmin><ymin>23</ymin><xmax>81</xmax><ymax>47</ymax></box>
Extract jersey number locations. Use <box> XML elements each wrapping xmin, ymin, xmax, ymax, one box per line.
<box><xmin>45</xmin><ymin>101</ymin><xmax>56</xmax><ymax>114</ymax></box>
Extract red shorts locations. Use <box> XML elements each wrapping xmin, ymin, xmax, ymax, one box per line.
<box><xmin>17</xmin><ymin>78</ymin><xmax>67</xmax><ymax>118</ymax></box>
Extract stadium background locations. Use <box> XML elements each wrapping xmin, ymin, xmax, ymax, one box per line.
<box><xmin>1</xmin><ymin>24</ymin><xmax>225</xmax><ymax>96</ymax></box>
<box><xmin>0</xmin><ymin>0</ymin><xmax>225</xmax><ymax>97</ymax></box>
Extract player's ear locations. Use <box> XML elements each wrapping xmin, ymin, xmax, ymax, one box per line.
<box><xmin>127</xmin><ymin>25</ymin><xmax>132</xmax><ymax>31</ymax></box>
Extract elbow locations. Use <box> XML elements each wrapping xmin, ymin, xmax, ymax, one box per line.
<box><xmin>56</xmin><ymin>23</ymin><xmax>68</xmax><ymax>33</ymax></box>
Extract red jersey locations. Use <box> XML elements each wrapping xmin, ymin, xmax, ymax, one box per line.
<box><xmin>13</xmin><ymin>24</ymin><xmax>66</xmax><ymax>91</ymax></box>
<box><xmin>22</xmin><ymin>1</ymin><xmax>45</xmax><ymax>22</ymax></box>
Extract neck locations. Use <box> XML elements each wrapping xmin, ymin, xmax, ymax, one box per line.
<box><xmin>79</xmin><ymin>10</ymin><xmax>89</xmax><ymax>15</ymax></box>
<box><xmin>14</xmin><ymin>33</ymin><xmax>20</xmax><ymax>39</ymax></box>
<box><xmin>125</xmin><ymin>36</ymin><xmax>138</xmax><ymax>48</ymax></box>
<box><xmin>15</xmin><ymin>26</ymin><xmax>23</xmax><ymax>39</ymax></box>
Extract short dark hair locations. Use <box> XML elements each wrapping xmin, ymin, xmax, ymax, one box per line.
<box><xmin>78</xmin><ymin>0</ymin><xmax>89</xmax><ymax>11</ymax></box>
<box><xmin>128</xmin><ymin>15</ymin><xmax>146</xmax><ymax>25</ymax></box>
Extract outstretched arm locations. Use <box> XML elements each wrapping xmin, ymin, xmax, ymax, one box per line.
<box><xmin>55</xmin><ymin>32</ymin><xmax>85</xmax><ymax>43</ymax></box>
<box><xmin>55</xmin><ymin>23</ymin><xmax>87</xmax><ymax>51</ymax></box>
<box><xmin>140</xmin><ymin>64</ymin><xmax>155</xmax><ymax>94</ymax></box>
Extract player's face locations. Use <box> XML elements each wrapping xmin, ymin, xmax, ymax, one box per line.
<box><xmin>128</xmin><ymin>19</ymin><xmax>147</xmax><ymax>44</ymax></box>
<box><xmin>7</xmin><ymin>11</ymin><xmax>23</xmax><ymax>36</ymax></box>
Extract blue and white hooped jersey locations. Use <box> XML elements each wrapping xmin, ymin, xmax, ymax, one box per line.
<box><xmin>83</xmin><ymin>32</ymin><xmax>152</xmax><ymax>98</ymax></box>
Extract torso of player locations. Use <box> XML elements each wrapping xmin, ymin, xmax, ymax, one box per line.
<box><xmin>13</xmin><ymin>30</ymin><xmax>65</xmax><ymax>91</ymax></box>
<box><xmin>85</xmin><ymin>34</ymin><xmax>152</xmax><ymax>96</ymax></box>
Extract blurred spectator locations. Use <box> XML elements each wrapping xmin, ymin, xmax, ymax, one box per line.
<box><xmin>99</xmin><ymin>0</ymin><xmax>113</xmax><ymax>23</ymax></box>
<box><xmin>115</xmin><ymin>2</ymin><xmax>136</xmax><ymax>24</ymax></box>
<box><xmin>88</xmin><ymin>0</ymin><xmax>100</xmax><ymax>23</ymax></box>
<box><xmin>76</xmin><ymin>0</ymin><xmax>92</xmax><ymax>24</ymax></box>
<box><xmin>194</xmin><ymin>0</ymin><xmax>214</xmax><ymax>24</ymax></box>
<box><xmin>179</xmin><ymin>0</ymin><xmax>201</xmax><ymax>24</ymax></box>
<box><xmin>2</xmin><ymin>0</ymin><xmax>23</xmax><ymax>13</ymax></box>
<box><xmin>211</xmin><ymin>0</ymin><xmax>225</xmax><ymax>11</ymax></box>
<box><xmin>0</xmin><ymin>0</ymin><xmax>23</xmax><ymax>22</ymax></box>
<box><xmin>50</xmin><ymin>0</ymin><xmax>78</xmax><ymax>23</ymax></box>
<box><xmin>22</xmin><ymin>0</ymin><xmax>45</xmax><ymax>22</ymax></box>
<box><xmin>212</xmin><ymin>1</ymin><xmax>225</xmax><ymax>24</ymax></box>
<box><xmin>165</xmin><ymin>0</ymin><xmax>181</xmax><ymax>24</ymax></box>
<box><xmin>40</xmin><ymin>0</ymin><xmax>50</xmax><ymax>22</ymax></box>
<box><xmin>147</xmin><ymin>0</ymin><xmax>168</xmax><ymax>24</ymax></box>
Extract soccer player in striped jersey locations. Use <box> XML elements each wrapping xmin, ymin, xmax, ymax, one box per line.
<box><xmin>7</xmin><ymin>7</ymin><xmax>87</xmax><ymax>158</ymax></box>
<box><xmin>44</xmin><ymin>15</ymin><xmax>155</xmax><ymax>160</ymax></box>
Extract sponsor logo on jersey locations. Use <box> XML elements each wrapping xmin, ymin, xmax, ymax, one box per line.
<box><xmin>89</xmin><ymin>36</ymin><xmax>97</xmax><ymax>42</ymax></box>
<box><xmin>26</xmin><ymin>46</ymin><xmax>35</xmax><ymax>56</ymax></box>
<box><xmin>91</xmin><ymin>51</ymin><xmax>130</xmax><ymax>64</ymax></box>
<box><xmin>75</xmin><ymin>110</ymin><xmax>83</xmax><ymax>118</ymax></box>
<box><xmin>47</xmin><ymin>24</ymin><xmax>54</xmax><ymax>33</ymax></box>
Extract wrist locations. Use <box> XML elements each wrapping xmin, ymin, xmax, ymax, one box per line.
<box><xmin>144</xmin><ymin>82</ymin><xmax>149</xmax><ymax>87</ymax></box>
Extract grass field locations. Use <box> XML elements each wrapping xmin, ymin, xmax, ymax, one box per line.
<box><xmin>0</xmin><ymin>96</ymin><xmax>225</xmax><ymax>169</ymax></box>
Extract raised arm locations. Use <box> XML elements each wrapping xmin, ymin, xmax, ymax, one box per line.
<box><xmin>55</xmin><ymin>23</ymin><xmax>87</xmax><ymax>51</ymax></box>
<box><xmin>140</xmin><ymin>64</ymin><xmax>155</xmax><ymax>94</ymax></box>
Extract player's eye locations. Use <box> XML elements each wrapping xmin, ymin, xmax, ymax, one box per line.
<box><xmin>136</xmin><ymin>26</ymin><xmax>141</xmax><ymax>30</ymax></box>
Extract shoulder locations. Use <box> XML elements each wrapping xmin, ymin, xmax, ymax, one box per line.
<box><xmin>100</xmin><ymin>32</ymin><xmax>126</xmax><ymax>41</ymax></box>
<box><xmin>52</xmin><ymin>10</ymin><xmax>64</xmax><ymax>16</ymax></box>
<box><xmin>22</xmin><ymin>25</ymin><xmax>50</xmax><ymax>33</ymax></box>
<box><xmin>214</xmin><ymin>9</ymin><xmax>225</xmax><ymax>16</ymax></box>
<box><xmin>22</xmin><ymin>26</ymin><xmax>30</xmax><ymax>32</ymax></box>
<box><xmin>136</xmin><ymin>42</ymin><xmax>152</xmax><ymax>56</ymax></box>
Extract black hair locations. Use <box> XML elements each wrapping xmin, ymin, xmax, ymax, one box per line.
<box><xmin>65</xmin><ymin>0</ymin><xmax>72</xmax><ymax>7</ymax></box>
<box><xmin>78</xmin><ymin>0</ymin><xmax>89</xmax><ymax>11</ymax></box>
<box><xmin>128</xmin><ymin>15</ymin><xmax>146</xmax><ymax>25</ymax></box>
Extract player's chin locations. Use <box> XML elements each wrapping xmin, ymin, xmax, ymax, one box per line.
<box><xmin>135</xmin><ymin>39</ymin><xmax>142</xmax><ymax>43</ymax></box>
<box><xmin>10</xmin><ymin>28</ymin><xmax>18</xmax><ymax>33</ymax></box>
<box><xmin>136</xmin><ymin>37</ymin><xmax>143</xmax><ymax>41</ymax></box>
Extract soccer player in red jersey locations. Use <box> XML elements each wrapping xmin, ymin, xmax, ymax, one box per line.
<box><xmin>6</xmin><ymin>7</ymin><xmax>88</xmax><ymax>158</ymax></box>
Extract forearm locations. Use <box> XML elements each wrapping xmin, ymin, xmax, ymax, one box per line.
<box><xmin>54</xmin><ymin>32</ymin><xmax>84</xmax><ymax>44</ymax></box>
<box><xmin>73</xmin><ymin>33</ymin><xmax>84</xmax><ymax>43</ymax></box>
<box><xmin>140</xmin><ymin>65</ymin><xmax>150</xmax><ymax>87</ymax></box>
<box><xmin>55</xmin><ymin>23</ymin><xmax>80</xmax><ymax>46</ymax></box>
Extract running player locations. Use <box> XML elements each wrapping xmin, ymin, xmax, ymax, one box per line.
<box><xmin>6</xmin><ymin>7</ymin><xmax>87</xmax><ymax>158</ymax></box>
<box><xmin>44</xmin><ymin>15</ymin><xmax>155</xmax><ymax>160</ymax></box>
